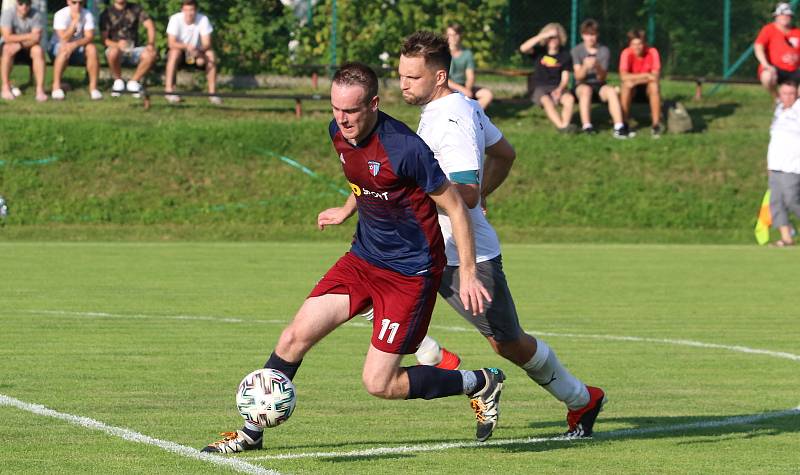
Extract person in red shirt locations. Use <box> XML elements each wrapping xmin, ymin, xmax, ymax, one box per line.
<box><xmin>619</xmin><ymin>29</ymin><xmax>663</xmax><ymax>137</ymax></box>
<box><xmin>754</xmin><ymin>3</ymin><xmax>800</xmax><ymax>95</ymax></box>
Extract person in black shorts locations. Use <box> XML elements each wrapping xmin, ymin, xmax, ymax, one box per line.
<box><xmin>520</xmin><ymin>23</ymin><xmax>576</xmax><ymax>132</ymax></box>
<box><xmin>571</xmin><ymin>19</ymin><xmax>632</xmax><ymax>138</ymax></box>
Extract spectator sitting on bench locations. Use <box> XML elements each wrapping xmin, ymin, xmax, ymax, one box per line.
<box><xmin>619</xmin><ymin>29</ymin><xmax>663</xmax><ymax>137</ymax></box>
<box><xmin>754</xmin><ymin>3</ymin><xmax>800</xmax><ymax>96</ymax></box>
<box><xmin>571</xmin><ymin>19</ymin><xmax>631</xmax><ymax>138</ymax></box>
<box><xmin>445</xmin><ymin>22</ymin><xmax>493</xmax><ymax>110</ymax></box>
<box><xmin>100</xmin><ymin>0</ymin><xmax>156</xmax><ymax>98</ymax></box>
<box><xmin>1</xmin><ymin>0</ymin><xmax>46</xmax><ymax>101</ymax></box>
<box><xmin>164</xmin><ymin>0</ymin><xmax>219</xmax><ymax>104</ymax></box>
<box><xmin>520</xmin><ymin>23</ymin><xmax>576</xmax><ymax>133</ymax></box>
<box><xmin>48</xmin><ymin>0</ymin><xmax>101</xmax><ymax>100</ymax></box>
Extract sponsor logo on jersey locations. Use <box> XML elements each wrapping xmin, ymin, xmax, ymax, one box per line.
<box><xmin>348</xmin><ymin>182</ymin><xmax>389</xmax><ymax>201</ymax></box>
<box><xmin>367</xmin><ymin>160</ymin><xmax>381</xmax><ymax>176</ymax></box>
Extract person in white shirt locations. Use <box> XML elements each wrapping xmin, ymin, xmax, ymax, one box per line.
<box><xmin>398</xmin><ymin>31</ymin><xmax>607</xmax><ymax>439</ymax></box>
<box><xmin>164</xmin><ymin>0</ymin><xmax>218</xmax><ymax>104</ymax></box>
<box><xmin>48</xmin><ymin>0</ymin><xmax>101</xmax><ymax>100</ymax></box>
<box><xmin>768</xmin><ymin>80</ymin><xmax>800</xmax><ymax>246</ymax></box>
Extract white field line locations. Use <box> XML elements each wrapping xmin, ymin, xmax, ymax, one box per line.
<box><xmin>246</xmin><ymin>405</ymin><xmax>800</xmax><ymax>461</ymax></box>
<box><xmin>0</xmin><ymin>394</ymin><xmax>280</xmax><ymax>475</ymax></box>
<box><xmin>22</xmin><ymin>309</ymin><xmax>800</xmax><ymax>362</ymax></box>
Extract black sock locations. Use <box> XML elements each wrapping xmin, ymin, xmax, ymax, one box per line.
<box><xmin>405</xmin><ymin>365</ymin><xmax>463</xmax><ymax>400</ymax></box>
<box><xmin>241</xmin><ymin>426</ymin><xmax>264</xmax><ymax>439</ymax></box>
<box><xmin>264</xmin><ymin>351</ymin><xmax>302</xmax><ymax>381</ymax></box>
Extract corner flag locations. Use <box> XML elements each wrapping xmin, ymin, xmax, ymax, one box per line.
<box><xmin>755</xmin><ymin>189</ymin><xmax>771</xmax><ymax>245</ymax></box>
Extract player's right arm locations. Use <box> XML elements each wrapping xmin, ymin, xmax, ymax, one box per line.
<box><xmin>317</xmin><ymin>193</ymin><xmax>357</xmax><ymax>230</ymax></box>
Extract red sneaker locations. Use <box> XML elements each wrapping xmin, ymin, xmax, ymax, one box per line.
<box><xmin>565</xmin><ymin>386</ymin><xmax>606</xmax><ymax>438</ymax></box>
<box><xmin>435</xmin><ymin>347</ymin><xmax>461</xmax><ymax>370</ymax></box>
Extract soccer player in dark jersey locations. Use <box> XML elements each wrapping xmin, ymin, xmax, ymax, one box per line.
<box><xmin>202</xmin><ymin>62</ymin><xmax>504</xmax><ymax>453</ymax></box>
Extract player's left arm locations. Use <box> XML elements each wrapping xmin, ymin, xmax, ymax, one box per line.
<box><xmin>482</xmin><ymin>137</ymin><xmax>516</xmax><ymax>199</ymax></box>
<box><xmin>429</xmin><ymin>182</ymin><xmax>491</xmax><ymax>315</ymax></box>
<box><xmin>317</xmin><ymin>193</ymin><xmax>357</xmax><ymax>230</ymax></box>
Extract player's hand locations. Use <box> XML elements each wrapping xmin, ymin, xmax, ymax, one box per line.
<box><xmin>458</xmin><ymin>267</ymin><xmax>492</xmax><ymax>316</ymax></box>
<box><xmin>317</xmin><ymin>207</ymin><xmax>348</xmax><ymax>230</ymax></box>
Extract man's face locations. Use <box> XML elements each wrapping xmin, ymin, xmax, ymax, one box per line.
<box><xmin>398</xmin><ymin>54</ymin><xmax>441</xmax><ymax>106</ymax></box>
<box><xmin>68</xmin><ymin>0</ymin><xmax>82</xmax><ymax>11</ymax></box>
<box><xmin>582</xmin><ymin>32</ymin><xmax>598</xmax><ymax>47</ymax></box>
<box><xmin>16</xmin><ymin>1</ymin><xmax>30</xmax><ymax>16</ymax></box>
<box><xmin>630</xmin><ymin>38</ymin><xmax>644</xmax><ymax>56</ymax></box>
<box><xmin>779</xmin><ymin>83</ymin><xmax>798</xmax><ymax>108</ymax></box>
<box><xmin>776</xmin><ymin>14</ymin><xmax>793</xmax><ymax>28</ymax></box>
<box><xmin>331</xmin><ymin>83</ymin><xmax>378</xmax><ymax>143</ymax></box>
<box><xmin>182</xmin><ymin>5</ymin><xmax>197</xmax><ymax>23</ymax></box>
<box><xmin>114</xmin><ymin>0</ymin><xmax>127</xmax><ymax>8</ymax></box>
<box><xmin>446</xmin><ymin>28</ymin><xmax>461</xmax><ymax>49</ymax></box>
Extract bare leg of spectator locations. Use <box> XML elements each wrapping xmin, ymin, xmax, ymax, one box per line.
<box><xmin>52</xmin><ymin>48</ymin><xmax>69</xmax><ymax>94</ymax></box>
<box><xmin>132</xmin><ymin>47</ymin><xmax>156</xmax><ymax>83</ymax></box>
<box><xmin>620</xmin><ymin>82</ymin><xmax>633</xmax><ymax>123</ymax></box>
<box><xmin>600</xmin><ymin>85</ymin><xmax>624</xmax><ymax>125</ymax></box>
<box><xmin>85</xmin><ymin>43</ymin><xmax>100</xmax><ymax>93</ymax></box>
<box><xmin>647</xmin><ymin>81</ymin><xmax>661</xmax><ymax>126</ymax></box>
<box><xmin>760</xmin><ymin>69</ymin><xmax>778</xmax><ymax>96</ymax></box>
<box><xmin>165</xmin><ymin>48</ymin><xmax>181</xmax><ymax>94</ymax></box>
<box><xmin>30</xmin><ymin>44</ymin><xmax>47</xmax><ymax>101</ymax></box>
<box><xmin>106</xmin><ymin>46</ymin><xmax>122</xmax><ymax>80</ymax></box>
<box><xmin>475</xmin><ymin>87</ymin><xmax>493</xmax><ymax>110</ymax></box>
<box><xmin>540</xmin><ymin>94</ymin><xmax>564</xmax><ymax>129</ymax></box>
<box><xmin>205</xmin><ymin>49</ymin><xmax>217</xmax><ymax>95</ymax></box>
<box><xmin>1</xmin><ymin>43</ymin><xmax>20</xmax><ymax>99</ymax></box>
<box><xmin>576</xmin><ymin>84</ymin><xmax>593</xmax><ymax>127</ymax></box>
<box><xmin>560</xmin><ymin>92</ymin><xmax>575</xmax><ymax>128</ymax></box>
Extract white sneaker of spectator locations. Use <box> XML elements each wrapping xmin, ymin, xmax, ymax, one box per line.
<box><xmin>165</xmin><ymin>94</ymin><xmax>181</xmax><ymax>104</ymax></box>
<box><xmin>90</xmin><ymin>89</ymin><xmax>103</xmax><ymax>101</ymax></box>
<box><xmin>126</xmin><ymin>80</ymin><xmax>142</xmax><ymax>99</ymax></box>
<box><xmin>11</xmin><ymin>87</ymin><xmax>22</xmax><ymax>98</ymax></box>
<box><xmin>209</xmin><ymin>95</ymin><xmax>222</xmax><ymax>105</ymax></box>
<box><xmin>111</xmin><ymin>79</ymin><xmax>125</xmax><ymax>97</ymax></box>
<box><xmin>51</xmin><ymin>89</ymin><xmax>66</xmax><ymax>100</ymax></box>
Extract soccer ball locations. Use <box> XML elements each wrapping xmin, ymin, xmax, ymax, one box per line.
<box><xmin>236</xmin><ymin>368</ymin><xmax>296</xmax><ymax>428</ymax></box>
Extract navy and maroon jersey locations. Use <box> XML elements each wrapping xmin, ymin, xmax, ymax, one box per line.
<box><xmin>329</xmin><ymin>111</ymin><xmax>447</xmax><ymax>277</ymax></box>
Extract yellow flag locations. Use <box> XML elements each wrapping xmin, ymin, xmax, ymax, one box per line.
<box><xmin>755</xmin><ymin>189</ymin><xmax>771</xmax><ymax>246</ymax></box>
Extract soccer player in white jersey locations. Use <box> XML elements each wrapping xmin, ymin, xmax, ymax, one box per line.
<box><xmin>398</xmin><ymin>31</ymin><xmax>607</xmax><ymax>438</ymax></box>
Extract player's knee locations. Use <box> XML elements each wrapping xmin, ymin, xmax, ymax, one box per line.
<box><xmin>361</xmin><ymin>373</ymin><xmax>394</xmax><ymax>399</ymax></box>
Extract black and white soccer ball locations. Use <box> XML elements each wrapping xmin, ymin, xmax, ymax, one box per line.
<box><xmin>236</xmin><ymin>368</ymin><xmax>296</xmax><ymax>428</ymax></box>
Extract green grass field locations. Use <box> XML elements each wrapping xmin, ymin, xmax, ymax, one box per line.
<box><xmin>2</xmin><ymin>242</ymin><xmax>798</xmax><ymax>474</ymax></box>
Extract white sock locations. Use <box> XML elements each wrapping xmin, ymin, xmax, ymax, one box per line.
<box><xmin>415</xmin><ymin>335</ymin><xmax>442</xmax><ymax>366</ymax></box>
<box><xmin>613</xmin><ymin>122</ymin><xmax>624</xmax><ymax>130</ymax></box>
<box><xmin>459</xmin><ymin>369</ymin><xmax>478</xmax><ymax>395</ymax></box>
<box><xmin>522</xmin><ymin>340</ymin><xmax>589</xmax><ymax>410</ymax></box>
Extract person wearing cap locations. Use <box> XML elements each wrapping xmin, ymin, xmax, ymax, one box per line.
<box><xmin>48</xmin><ymin>0</ymin><xmax>102</xmax><ymax>100</ymax></box>
<box><xmin>754</xmin><ymin>2</ymin><xmax>800</xmax><ymax>95</ymax></box>
<box><xmin>0</xmin><ymin>0</ymin><xmax>47</xmax><ymax>101</ymax></box>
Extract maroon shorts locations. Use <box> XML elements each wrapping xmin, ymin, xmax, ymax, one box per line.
<box><xmin>308</xmin><ymin>252</ymin><xmax>442</xmax><ymax>354</ymax></box>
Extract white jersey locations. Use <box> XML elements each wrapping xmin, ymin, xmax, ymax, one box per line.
<box><xmin>417</xmin><ymin>92</ymin><xmax>503</xmax><ymax>266</ymax></box>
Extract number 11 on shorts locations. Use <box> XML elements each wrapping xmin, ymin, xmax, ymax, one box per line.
<box><xmin>378</xmin><ymin>319</ymin><xmax>400</xmax><ymax>344</ymax></box>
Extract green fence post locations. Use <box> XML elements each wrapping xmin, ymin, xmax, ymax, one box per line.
<box><xmin>570</xmin><ymin>0</ymin><xmax>578</xmax><ymax>49</ymax></box>
<box><xmin>647</xmin><ymin>0</ymin><xmax>656</xmax><ymax>44</ymax></box>
<box><xmin>307</xmin><ymin>0</ymin><xmax>313</xmax><ymax>26</ymax></box>
<box><xmin>330</xmin><ymin>0</ymin><xmax>337</xmax><ymax>76</ymax></box>
<box><xmin>723</xmin><ymin>0</ymin><xmax>730</xmax><ymax>75</ymax></box>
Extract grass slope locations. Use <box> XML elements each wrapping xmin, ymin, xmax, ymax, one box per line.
<box><xmin>1</xmin><ymin>242</ymin><xmax>797</xmax><ymax>473</ymax></box>
<box><xmin>0</xmin><ymin>76</ymin><xmax>781</xmax><ymax>243</ymax></box>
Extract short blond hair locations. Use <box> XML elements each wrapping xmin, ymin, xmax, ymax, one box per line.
<box><xmin>538</xmin><ymin>23</ymin><xmax>567</xmax><ymax>46</ymax></box>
